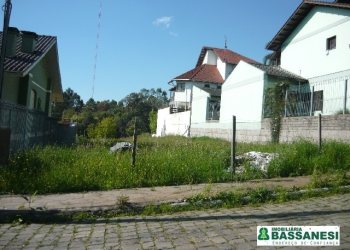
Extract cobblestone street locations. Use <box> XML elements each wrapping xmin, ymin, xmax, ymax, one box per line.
<box><xmin>1</xmin><ymin>194</ymin><xmax>349</xmax><ymax>250</ymax></box>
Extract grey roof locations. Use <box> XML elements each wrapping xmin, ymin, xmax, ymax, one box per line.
<box><xmin>197</xmin><ymin>86</ymin><xmax>222</xmax><ymax>97</ymax></box>
<box><xmin>249</xmin><ymin>63</ymin><xmax>308</xmax><ymax>82</ymax></box>
<box><xmin>0</xmin><ymin>32</ymin><xmax>56</xmax><ymax>74</ymax></box>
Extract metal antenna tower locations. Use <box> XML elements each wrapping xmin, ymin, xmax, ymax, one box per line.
<box><xmin>91</xmin><ymin>0</ymin><xmax>102</xmax><ymax>99</ymax></box>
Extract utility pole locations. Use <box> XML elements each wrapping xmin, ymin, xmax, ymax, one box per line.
<box><xmin>0</xmin><ymin>0</ymin><xmax>12</xmax><ymax>99</ymax></box>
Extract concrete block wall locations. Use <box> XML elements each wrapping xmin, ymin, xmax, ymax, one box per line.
<box><xmin>190</xmin><ymin>127</ymin><xmax>270</xmax><ymax>143</ymax></box>
<box><xmin>190</xmin><ymin>115</ymin><xmax>350</xmax><ymax>143</ymax></box>
<box><xmin>279</xmin><ymin>115</ymin><xmax>350</xmax><ymax>142</ymax></box>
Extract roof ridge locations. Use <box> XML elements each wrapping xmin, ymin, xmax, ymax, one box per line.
<box><xmin>247</xmin><ymin>62</ymin><xmax>307</xmax><ymax>81</ymax></box>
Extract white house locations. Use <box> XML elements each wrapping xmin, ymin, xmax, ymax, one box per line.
<box><xmin>219</xmin><ymin>62</ymin><xmax>307</xmax><ymax>128</ymax></box>
<box><xmin>266</xmin><ymin>0</ymin><xmax>350</xmax><ymax>115</ymax></box>
<box><xmin>156</xmin><ymin>46</ymin><xmax>257</xmax><ymax>136</ymax></box>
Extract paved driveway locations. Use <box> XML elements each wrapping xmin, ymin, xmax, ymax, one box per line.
<box><xmin>1</xmin><ymin>194</ymin><xmax>349</xmax><ymax>250</ymax></box>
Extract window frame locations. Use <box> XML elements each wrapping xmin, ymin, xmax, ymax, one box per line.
<box><xmin>326</xmin><ymin>36</ymin><xmax>336</xmax><ymax>51</ymax></box>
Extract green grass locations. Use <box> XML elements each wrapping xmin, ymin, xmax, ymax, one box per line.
<box><xmin>1</xmin><ymin>136</ymin><xmax>350</xmax><ymax>194</ymax></box>
<box><xmin>268</xmin><ymin>140</ymin><xmax>350</xmax><ymax>177</ymax></box>
<box><xmin>0</xmin><ymin>136</ymin><xmax>232</xmax><ymax>194</ymax></box>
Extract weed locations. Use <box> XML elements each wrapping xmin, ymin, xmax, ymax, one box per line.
<box><xmin>309</xmin><ymin>170</ymin><xmax>350</xmax><ymax>189</ymax></box>
<box><xmin>116</xmin><ymin>195</ymin><xmax>130</xmax><ymax>207</ymax></box>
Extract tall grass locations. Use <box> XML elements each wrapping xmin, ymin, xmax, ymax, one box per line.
<box><xmin>0</xmin><ymin>136</ymin><xmax>232</xmax><ymax>194</ymax></box>
<box><xmin>268</xmin><ymin>140</ymin><xmax>350</xmax><ymax>177</ymax></box>
<box><xmin>1</xmin><ymin>136</ymin><xmax>349</xmax><ymax>194</ymax></box>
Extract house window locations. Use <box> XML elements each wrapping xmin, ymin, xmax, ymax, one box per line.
<box><xmin>177</xmin><ymin>83</ymin><xmax>185</xmax><ymax>92</ymax></box>
<box><xmin>207</xmin><ymin>98</ymin><xmax>220</xmax><ymax>120</ymax></box>
<box><xmin>204</xmin><ymin>84</ymin><xmax>210</xmax><ymax>88</ymax></box>
<box><xmin>326</xmin><ymin>36</ymin><xmax>336</xmax><ymax>50</ymax></box>
<box><xmin>217</xmin><ymin>86</ymin><xmax>222</xmax><ymax>89</ymax></box>
<box><xmin>313</xmin><ymin>90</ymin><xmax>323</xmax><ymax>112</ymax></box>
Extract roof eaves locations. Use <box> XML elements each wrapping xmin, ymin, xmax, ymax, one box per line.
<box><xmin>266</xmin><ymin>1</ymin><xmax>350</xmax><ymax>51</ymax></box>
<box><xmin>248</xmin><ymin>62</ymin><xmax>308</xmax><ymax>82</ymax></box>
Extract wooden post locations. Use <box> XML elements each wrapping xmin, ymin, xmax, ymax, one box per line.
<box><xmin>131</xmin><ymin>117</ymin><xmax>137</xmax><ymax>167</ymax></box>
<box><xmin>343</xmin><ymin>79</ymin><xmax>348</xmax><ymax>115</ymax></box>
<box><xmin>231</xmin><ymin>116</ymin><xmax>236</xmax><ymax>176</ymax></box>
<box><xmin>318</xmin><ymin>113</ymin><xmax>322</xmax><ymax>152</ymax></box>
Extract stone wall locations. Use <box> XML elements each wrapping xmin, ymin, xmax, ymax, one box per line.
<box><xmin>190</xmin><ymin>115</ymin><xmax>350</xmax><ymax>143</ymax></box>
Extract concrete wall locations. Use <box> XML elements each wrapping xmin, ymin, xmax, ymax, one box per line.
<box><xmin>156</xmin><ymin>107</ymin><xmax>190</xmax><ymax>136</ymax></box>
<box><xmin>217</xmin><ymin>57</ymin><xmax>226</xmax><ymax>80</ymax></box>
<box><xmin>281</xmin><ymin>7</ymin><xmax>350</xmax><ymax>79</ymax></box>
<box><xmin>220</xmin><ymin>61</ymin><xmax>265</xmax><ymax>125</ymax></box>
<box><xmin>191</xmin><ymin>86</ymin><xmax>210</xmax><ymax>124</ymax></box>
<box><xmin>279</xmin><ymin>115</ymin><xmax>350</xmax><ymax>142</ymax></box>
<box><xmin>191</xmin><ymin>115</ymin><xmax>350</xmax><ymax>143</ymax></box>
<box><xmin>173</xmin><ymin>82</ymin><xmax>192</xmax><ymax>104</ymax></box>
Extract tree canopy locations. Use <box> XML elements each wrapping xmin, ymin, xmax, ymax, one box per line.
<box><xmin>57</xmin><ymin>87</ymin><xmax>168</xmax><ymax>138</ymax></box>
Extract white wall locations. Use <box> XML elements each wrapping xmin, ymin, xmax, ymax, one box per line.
<box><xmin>220</xmin><ymin>61</ymin><xmax>265</xmax><ymax>125</ymax></box>
<box><xmin>156</xmin><ymin>107</ymin><xmax>191</xmax><ymax>137</ymax></box>
<box><xmin>281</xmin><ymin>7</ymin><xmax>350</xmax><ymax>79</ymax></box>
<box><xmin>203</xmin><ymin>50</ymin><xmax>217</xmax><ymax>65</ymax></box>
<box><xmin>173</xmin><ymin>82</ymin><xmax>192</xmax><ymax>104</ymax></box>
<box><xmin>217</xmin><ymin>57</ymin><xmax>226</xmax><ymax>80</ymax></box>
<box><xmin>191</xmin><ymin>86</ymin><xmax>210</xmax><ymax>124</ymax></box>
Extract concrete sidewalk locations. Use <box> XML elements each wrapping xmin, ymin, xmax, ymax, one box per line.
<box><xmin>0</xmin><ymin>176</ymin><xmax>310</xmax><ymax>213</ymax></box>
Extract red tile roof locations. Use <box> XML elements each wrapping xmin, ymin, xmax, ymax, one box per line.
<box><xmin>196</xmin><ymin>46</ymin><xmax>258</xmax><ymax>67</ymax></box>
<box><xmin>172</xmin><ymin>64</ymin><xmax>224</xmax><ymax>84</ymax></box>
<box><xmin>0</xmin><ymin>32</ymin><xmax>57</xmax><ymax>74</ymax></box>
<box><xmin>267</xmin><ymin>0</ymin><xmax>350</xmax><ymax>51</ymax></box>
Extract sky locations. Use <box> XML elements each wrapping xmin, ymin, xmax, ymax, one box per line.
<box><xmin>3</xmin><ymin>0</ymin><xmax>303</xmax><ymax>102</ymax></box>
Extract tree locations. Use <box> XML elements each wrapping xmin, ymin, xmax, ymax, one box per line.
<box><xmin>87</xmin><ymin>116</ymin><xmax>117</xmax><ymax>139</ymax></box>
<box><xmin>63</xmin><ymin>88</ymin><xmax>84</xmax><ymax>112</ymax></box>
<box><xmin>149</xmin><ymin>110</ymin><xmax>157</xmax><ymax>134</ymax></box>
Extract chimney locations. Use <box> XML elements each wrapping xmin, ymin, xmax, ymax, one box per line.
<box><xmin>21</xmin><ymin>31</ymin><xmax>38</xmax><ymax>53</ymax></box>
<box><xmin>5</xmin><ymin>27</ymin><xmax>20</xmax><ymax>57</ymax></box>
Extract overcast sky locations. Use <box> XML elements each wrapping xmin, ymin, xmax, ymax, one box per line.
<box><xmin>4</xmin><ymin>0</ymin><xmax>302</xmax><ymax>102</ymax></box>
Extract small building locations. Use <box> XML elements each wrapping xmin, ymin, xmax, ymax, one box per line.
<box><xmin>266</xmin><ymin>0</ymin><xmax>350</xmax><ymax>116</ymax></box>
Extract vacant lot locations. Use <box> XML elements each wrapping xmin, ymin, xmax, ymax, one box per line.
<box><xmin>1</xmin><ymin>136</ymin><xmax>349</xmax><ymax>194</ymax></box>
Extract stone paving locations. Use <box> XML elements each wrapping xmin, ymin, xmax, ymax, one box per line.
<box><xmin>0</xmin><ymin>193</ymin><xmax>349</xmax><ymax>250</ymax></box>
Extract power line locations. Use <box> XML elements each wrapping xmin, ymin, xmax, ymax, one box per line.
<box><xmin>91</xmin><ymin>0</ymin><xmax>102</xmax><ymax>99</ymax></box>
